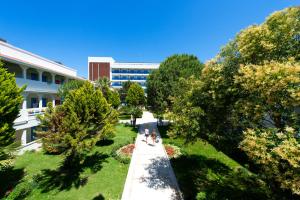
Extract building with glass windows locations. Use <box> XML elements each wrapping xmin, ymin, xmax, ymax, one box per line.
<box><xmin>0</xmin><ymin>40</ymin><xmax>83</xmax><ymax>147</ymax></box>
<box><xmin>88</xmin><ymin>57</ymin><xmax>159</xmax><ymax>89</ymax></box>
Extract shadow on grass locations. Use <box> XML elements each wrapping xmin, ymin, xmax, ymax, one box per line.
<box><xmin>0</xmin><ymin>167</ymin><xmax>25</xmax><ymax>198</ymax></box>
<box><xmin>96</xmin><ymin>139</ymin><xmax>114</xmax><ymax>147</ymax></box>
<box><xmin>36</xmin><ymin>152</ymin><xmax>109</xmax><ymax>192</ymax></box>
<box><xmin>92</xmin><ymin>193</ymin><xmax>105</xmax><ymax>200</ymax></box>
<box><xmin>171</xmin><ymin>155</ymin><xmax>272</xmax><ymax>200</ymax></box>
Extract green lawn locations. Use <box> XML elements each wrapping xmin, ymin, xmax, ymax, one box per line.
<box><xmin>158</xmin><ymin>125</ymin><xmax>272</xmax><ymax>200</ymax></box>
<box><xmin>4</xmin><ymin>124</ymin><xmax>137</xmax><ymax>200</ymax></box>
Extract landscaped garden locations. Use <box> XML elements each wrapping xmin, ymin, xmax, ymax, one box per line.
<box><xmin>0</xmin><ymin>4</ymin><xmax>299</xmax><ymax>200</ymax></box>
<box><xmin>2</xmin><ymin>124</ymin><xmax>137</xmax><ymax>200</ymax></box>
<box><xmin>159</xmin><ymin>125</ymin><xmax>273</xmax><ymax>199</ymax></box>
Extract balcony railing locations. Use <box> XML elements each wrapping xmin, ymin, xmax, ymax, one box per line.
<box><xmin>27</xmin><ymin>108</ymin><xmax>46</xmax><ymax>116</ymax></box>
<box><xmin>112</xmin><ymin>69</ymin><xmax>152</xmax><ymax>74</ymax></box>
<box><xmin>16</xmin><ymin>78</ymin><xmax>59</xmax><ymax>93</ymax></box>
<box><xmin>112</xmin><ymin>76</ymin><xmax>147</xmax><ymax>81</ymax></box>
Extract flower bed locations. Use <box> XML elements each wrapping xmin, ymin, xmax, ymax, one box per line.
<box><xmin>119</xmin><ymin>144</ymin><xmax>135</xmax><ymax>156</ymax></box>
<box><xmin>164</xmin><ymin>144</ymin><xmax>181</xmax><ymax>158</ymax></box>
<box><xmin>113</xmin><ymin>144</ymin><xmax>135</xmax><ymax>164</ymax></box>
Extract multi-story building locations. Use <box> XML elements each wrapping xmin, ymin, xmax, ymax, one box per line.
<box><xmin>88</xmin><ymin>57</ymin><xmax>159</xmax><ymax>89</ymax></box>
<box><xmin>0</xmin><ymin>40</ymin><xmax>83</xmax><ymax>146</ymax></box>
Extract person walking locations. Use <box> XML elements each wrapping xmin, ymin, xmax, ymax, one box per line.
<box><xmin>144</xmin><ymin>127</ymin><xmax>149</xmax><ymax>144</ymax></box>
<box><xmin>151</xmin><ymin>129</ymin><xmax>157</xmax><ymax>145</ymax></box>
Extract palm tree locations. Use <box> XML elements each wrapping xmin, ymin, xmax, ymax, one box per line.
<box><xmin>95</xmin><ymin>77</ymin><xmax>111</xmax><ymax>89</ymax></box>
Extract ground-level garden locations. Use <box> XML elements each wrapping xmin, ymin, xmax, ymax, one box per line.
<box><xmin>1</xmin><ymin>124</ymin><xmax>137</xmax><ymax>200</ymax></box>
<box><xmin>158</xmin><ymin>125</ymin><xmax>289</xmax><ymax>200</ymax></box>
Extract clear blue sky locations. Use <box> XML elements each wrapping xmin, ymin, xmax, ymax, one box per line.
<box><xmin>1</xmin><ymin>0</ymin><xmax>299</xmax><ymax>78</ymax></box>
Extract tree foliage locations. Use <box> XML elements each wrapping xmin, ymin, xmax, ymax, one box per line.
<box><xmin>95</xmin><ymin>77</ymin><xmax>121</xmax><ymax>109</ymax></box>
<box><xmin>38</xmin><ymin>82</ymin><xmax>118</xmax><ymax>159</ymax></box>
<box><xmin>95</xmin><ymin>76</ymin><xmax>110</xmax><ymax>89</ymax></box>
<box><xmin>236</xmin><ymin>7</ymin><xmax>300</xmax><ymax>64</ymax></box>
<box><xmin>233</xmin><ymin>61</ymin><xmax>300</xmax><ymax>129</ymax></box>
<box><xmin>119</xmin><ymin>81</ymin><xmax>134</xmax><ymax>103</ymax></box>
<box><xmin>146</xmin><ymin>54</ymin><xmax>204</xmax><ymax>114</ymax></box>
<box><xmin>126</xmin><ymin>83</ymin><xmax>145</xmax><ymax>107</ymax></box>
<box><xmin>166</xmin><ymin>6</ymin><xmax>300</xmax><ymax>197</ymax></box>
<box><xmin>240</xmin><ymin>127</ymin><xmax>300</xmax><ymax>195</ymax></box>
<box><xmin>58</xmin><ymin>79</ymin><xmax>85</xmax><ymax>100</ymax></box>
<box><xmin>0</xmin><ymin>63</ymin><xmax>25</xmax><ymax>168</ymax></box>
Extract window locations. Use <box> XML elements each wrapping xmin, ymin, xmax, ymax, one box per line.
<box><xmin>31</xmin><ymin>73</ymin><xmax>38</xmax><ymax>81</ymax></box>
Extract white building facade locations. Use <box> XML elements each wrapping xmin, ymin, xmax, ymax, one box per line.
<box><xmin>88</xmin><ymin>57</ymin><xmax>159</xmax><ymax>89</ymax></box>
<box><xmin>0</xmin><ymin>41</ymin><xmax>83</xmax><ymax>146</ymax></box>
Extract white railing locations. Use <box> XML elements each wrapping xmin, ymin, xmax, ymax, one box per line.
<box><xmin>27</xmin><ymin>107</ymin><xmax>46</xmax><ymax>116</ymax></box>
<box><xmin>16</xmin><ymin>78</ymin><xmax>59</xmax><ymax>93</ymax></box>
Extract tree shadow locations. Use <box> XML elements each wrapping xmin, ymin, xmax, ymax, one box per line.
<box><xmin>96</xmin><ymin>139</ymin><xmax>114</xmax><ymax>147</ymax></box>
<box><xmin>92</xmin><ymin>193</ymin><xmax>105</xmax><ymax>200</ymax></box>
<box><xmin>171</xmin><ymin>154</ymin><xmax>272</xmax><ymax>200</ymax></box>
<box><xmin>157</xmin><ymin>124</ymin><xmax>171</xmax><ymax>139</ymax></box>
<box><xmin>36</xmin><ymin>152</ymin><xmax>109</xmax><ymax>193</ymax></box>
<box><xmin>0</xmin><ymin>166</ymin><xmax>25</xmax><ymax>198</ymax></box>
<box><xmin>139</xmin><ymin>156</ymin><xmax>182</xmax><ymax>199</ymax></box>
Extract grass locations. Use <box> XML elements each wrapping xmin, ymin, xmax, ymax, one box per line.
<box><xmin>158</xmin><ymin>125</ymin><xmax>272</xmax><ymax>200</ymax></box>
<box><xmin>118</xmin><ymin>114</ymin><xmax>131</xmax><ymax>120</ymax></box>
<box><xmin>4</xmin><ymin>124</ymin><xmax>137</xmax><ymax>200</ymax></box>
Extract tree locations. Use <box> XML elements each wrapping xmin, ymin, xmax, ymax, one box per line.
<box><xmin>119</xmin><ymin>81</ymin><xmax>134</xmax><ymax>103</ymax></box>
<box><xmin>58</xmin><ymin>79</ymin><xmax>85</xmax><ymax>100</ymax></box>
<box><xmin>167</xmin><ymin>77</ymin><xmax>206</xmax><ymax>143</ymax></box>
<box><xmin>126</xmin><ymin>83</ymin><xmax>145</xmax><ymax>107</ymax></box>
<box><xmin>233</xmin><ymin>61</ymin><xmax>300</xmax><ymax>130</ymax></box>
<box><xmin>0</xmin><ymin>63</ymin><xmax>25</xmax><ymax>168</ymax></box>
<box><xmin>235</xmin><ymin>7</ymin><xmax>300</xmax><ymax>65</ymax></box>
<box><xmin>240</xmin><ymin>127</ymin><xmax>300</xmax><ymax>195</ymax></box>
<box><xmin>38</xmin><ymin>82</ymin><xmax>118</xmax><ymax>162</ymax></box>
<box><xmin>107</xmin><ymin>90</ymin><xmax>121</xmax><ymax>109</ymax></box>
<box><xmin>128</xmin><ymin>107</ymin><xmax>143</xmax><ymax>127</ymax></box>
<box><xmin>125</xmin><ymin>83</ymin><xmax>145</xmax><ymax>126</ymax></box>
<box><xmin>95</xmin><ymin>77</ymin><xmax>121</xmax><ymax>109</ymax></box>
<box><xmin>146</xmin><ymin>54</ymin><xmax>204</xmax><ymax>114</ymax></box>
<box><xmin>95</xmin><ymin>76</ymin><xmax>111</xmax><ymax>89</ymax></box>
<box><xmin>168</xmin><ymin>7</ymin><xmax>300</xmax><ymax>147</ymax></box>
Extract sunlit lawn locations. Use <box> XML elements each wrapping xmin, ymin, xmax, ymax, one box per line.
<box><xmin>5</xmin><ymin>124</ymin><xmax>137</xmax><ymax>200</ymax></box>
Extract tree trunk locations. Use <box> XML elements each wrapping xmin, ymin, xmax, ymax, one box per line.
<box><xmin>133</xmin><ymin>118</ymin><xmax>136</xmax><ymax>127</ymax></box>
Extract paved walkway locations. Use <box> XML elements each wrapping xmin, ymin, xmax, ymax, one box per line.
<box><xmin>121</xmin><ymin>111</ymin><xmax>182</xmax><ymax>200</ymax></box>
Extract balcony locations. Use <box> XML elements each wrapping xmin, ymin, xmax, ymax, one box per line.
<box><xmin>112</xmin><ymin>69</ymin><xmax>152</xmax><ymax>74</ymax></box>
<box><xmin>112</xmin><ymin>76</ymin><xmax>147</xmax><ymax>81</ymax></box>
<box><xmin>16</xmin><ymin>78</ymin><xmax>59</xmax><ymax>93</ymax></box>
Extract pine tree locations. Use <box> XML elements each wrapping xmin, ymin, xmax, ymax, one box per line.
<box><xmin>0</xmin><ymin>62</ymin><xmax>25</xmax><ymax>168</ymax></box>
<box><xmin>39</xmin><ymin>82</ymin><xmax>118</xmax><ymax>162</ymax></box>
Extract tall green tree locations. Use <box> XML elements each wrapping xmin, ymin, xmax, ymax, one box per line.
<box><xmin>146</xmin><ymin>54</ymin><xmax>204</xmax><ymax>114</ymax></box>
<box><xmin>168</xmin><ymin>7</ymin><xmax>300</xmax><ymax>152</ymax></box>
<box><xmin>107</xmin><ymin>89</ymin><xmax>121</xmax><ymax>109</ymax></box>
<box><xmin>126</xmin><ymin>83</ymin><xmax>145</xmax><ymax>107</ymax></box>
<box><xmin>125</xmin><ymin>83</ymin><xmax>145</xmax><ymax>126</ymax></box>
<box><xmin>0</xmin><ymin>62</ymin><xmax>25</xmax><ymax>168</ymax></box>
<box><xmin>39</xmin><ymin>82</ymin><xmax>118</xmax><ymax>162</ymax></box>
<box><xmin>119</xmin><ymin>81</ymin><xmax>134</xmax><ymax>103</ymax></box>
<box><xmin>95</xmin><ymin>77</ymin><xmax>121</xmax><ymax>109</ymax></box>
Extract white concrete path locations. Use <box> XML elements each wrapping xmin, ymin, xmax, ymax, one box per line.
<box><xmin>121</xmin><ymin>111</ymin><xmax>182</xmax><ymax>200</ymax></box>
